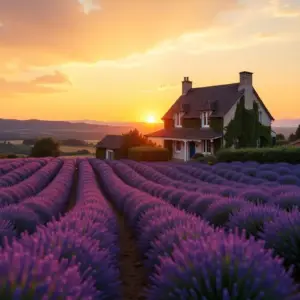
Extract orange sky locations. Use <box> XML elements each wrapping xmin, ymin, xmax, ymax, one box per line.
<box><xmin>0</xmin><ymin>0</ymin><xmax>300</xmax><ymax>123</ymax></box>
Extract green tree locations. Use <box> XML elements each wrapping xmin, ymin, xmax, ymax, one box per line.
<box><xmin>276</xmin><ymin>133</ymin><xmax>285</xmax><ymax>140</ymax></box>
<box><xmin>288</xmin><ymin>125</ymin><xmax>300</xmax><ymax>142</ymax></box>
<box><xmin>119</xmin><ymin>129</ymin><xmax>157</xmax><ymax>158</ymax></box>
<box><xmin>31</xmin><ymin>137</ymin><xmax>60</xmax><ymax>157</ymax></box>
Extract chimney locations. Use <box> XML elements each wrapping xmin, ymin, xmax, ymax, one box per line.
<box><xmin>238</xmin><ymin>71</ymin><xmax>253</xmax><ymax>91</ymax></box>
<box><xmin>182</xmin><ymin>76</ymin><xmax>192</xmax><ymax>95</ymax></box>
<box><xmin>238</xmin><ymin>71</ymin><xmax>254</xmax><ymax>109</ymax></box>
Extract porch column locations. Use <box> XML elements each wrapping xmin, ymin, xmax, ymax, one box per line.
<box><xmin>184</xmin><ymin>141</ymin><xmax>187</xmax><ymax>162</ymax></box>
<box><xmin>210</xmin><ymin>139</ymin><xmax>214</xmax><ymax>155</ymax></box>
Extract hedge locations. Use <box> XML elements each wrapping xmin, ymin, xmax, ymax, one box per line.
<box><xmin>216</xmin><ymin>147</ymin><xmax>300</xmax><ymax>164</ymax></box>
<box><xmin>128</xmin><ymin>146</ymin><xmax>170</xmax><ymax>161</ymax></box>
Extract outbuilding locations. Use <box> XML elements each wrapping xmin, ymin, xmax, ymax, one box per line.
<box><xmin>95</xmin><ymin>135</ymin><xmax>125</xmax><ymax>160</ymax></box>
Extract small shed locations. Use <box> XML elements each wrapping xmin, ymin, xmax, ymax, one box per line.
<box><xmin>95</xmin><ymin>135</ymin><xmax>125</xmax><ymax>160</ymax></box>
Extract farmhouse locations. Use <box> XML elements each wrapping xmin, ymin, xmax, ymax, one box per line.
<box><xmin>147</xmin><ymin>71</ymin><xmax>275</xmax><ymax>161</ymax></box>
<box><xmin>95</xmin><ymin>135</ymin><xmax>124</xmax><ymax>160</ymax></box>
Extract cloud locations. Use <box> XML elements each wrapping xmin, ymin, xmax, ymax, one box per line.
<box><xmin>32</xmin><ymin>71</ymin><xmax>71</xmax><ymax>85</ymax></box>
<box><xmin>271</xmin><ymin>0</ymin><xmax>300</xmax><ymax>18</ymax></box>
<box><xmin>0</xmin><ymin>0</ymin><xmax>238</xmax><ymax>70</ymax></box>
<box><xmin>0</xmin><ymin>72</ymin><xmax>70</xmax><ymax>97</ymax></box>
<box><xmin>141</xmin><ymin>83</ymin><xmax>180</xmax><ymax>93</ymax></box>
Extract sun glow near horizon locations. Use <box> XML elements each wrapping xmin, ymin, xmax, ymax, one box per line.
<box><xmin>145</xmin><ymin>114</ymin><xmax>157</xmax><ymax>123</ymax></box>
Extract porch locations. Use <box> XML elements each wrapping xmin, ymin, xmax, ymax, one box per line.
<box><xmin>163</xmin><ymin>138</ymin><xmax>221</xmax><ymax>162</ymax></box>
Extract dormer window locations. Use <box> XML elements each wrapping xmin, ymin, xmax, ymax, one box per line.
<box><xmin>174</xmin><ymin>113</ymin><xmax>182</xmax><ymax>127</ymax></box>
<box><xmin>201</xmin><ymin>111</ymin><xmax>209</xmax><ymax>128</ymax></box>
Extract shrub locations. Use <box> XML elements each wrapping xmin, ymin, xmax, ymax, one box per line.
<box><xmin>278</xmin><ymin>175</ymin><xmax>300</xmax><ymax>185</ymax></box>
<box><xmin>271</xmin><ymin>192</ymin><xmax>300</xmax><ymax>211</ymax></box>
<box><xmin>239</xmin><ymin>189</ymin><xmax>271</xmax><ymax>204</ymax></box>
<box><xmin>191</xmin><ymin>153</ymin><xmax>204</xmax><ymax>160</ymax></box>
<box><xmin>227</xmin><ymin>205</ymin><xmax>283</xmax><ymax>238</ymax></box>
<box><xmin>128</xmin><ymin>146</ymin><xmax>169</xmax><ymax>161</ymax></box>
<box><xmin>146</xmin><ymin>231</ymin><xmax>298</xmax><ymax>299</ymax></box>
<box><xmin>203</xmin><ymin>198</ymin><xmax>249</xmax><ymax>227</ymax></box>
<box><xmin>216</xmin><ymin>147</ymin><xmax>300</xmax><ymax>164</ymax></box>
<box><xmin>257</xmin><ymin>170</ymin><xmax>279</xmax><ymax>182</ymax></box>
<box><xmin>195</xmin><ymin>154</ymin><xmax>217</xmax><ymax>165</ymax></box>
<box><xmin>31</xmin><ymin>137</ymin><xmax>60</xmax><ymax>157</ymax></box>
<box><xmin>261</xmin><ymin>209</ymin><xmax>300</xmax><ymax>276</ymax></box>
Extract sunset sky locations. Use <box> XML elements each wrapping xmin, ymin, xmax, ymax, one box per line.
<box><xmin>0</xmin><ymin>0</ymin><xmax>300</xmax><ymax>123</ymax></box>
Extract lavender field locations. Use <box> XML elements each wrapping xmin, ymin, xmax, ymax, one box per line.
<box><xmin>1</xmin><ymin>157</ymin><xmax>300</xmax><ymax>299</ymax></box>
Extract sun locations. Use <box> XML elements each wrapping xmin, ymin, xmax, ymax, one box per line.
<box><xmin>146</xmin><ymin>115</ymin><xmax>156</xmax><ymax>124</ymax></box>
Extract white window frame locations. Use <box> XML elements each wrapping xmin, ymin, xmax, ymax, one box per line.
<box><xmin>258</xmin><ymin>111</ymin><xmax>262</xmax><ymax>123</ymax></box>
<box><xmin>174</xmin><ymin>113</ymin><xmax>182</xmax><ymax>128</ymax></box>
<box><xmin>174</xmin><ymin>141</ymin><xmax>182</xmax><ymax>153</ymax></box>
<box><xmin>106</xmin><ymin>149</ymin><xmax>114</xmax><ymax>160</ymax></box>
<box><xmin>201</xmin><ymin>112</ymin><xmax>209</xmax><ymax>128</ymax></box>
<box><xmin>203</xmin><ymin>140</ymin><xmax>211</xmax><ymax>154</ymax></box>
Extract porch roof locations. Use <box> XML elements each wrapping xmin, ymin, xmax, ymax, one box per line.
<box><xmin>145</xmin><ymin>127</ymin><xmax>222</xmax><ymax>140</ymax></box>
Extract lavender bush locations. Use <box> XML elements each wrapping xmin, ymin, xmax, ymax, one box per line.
<box><xmin>146</xmin><ymin>231</ymin><xmax>298</xmax><ymax>300</ymax></box>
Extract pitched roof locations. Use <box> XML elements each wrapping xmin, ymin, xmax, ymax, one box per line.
<box><xmin>162</xmin><ymin>83</ymin><xmax>274</xmax><ymax>121</ymax></box>
<box><xmin>96</xmin><ymin>135</ymin><xmax>124</xmax><ymax>149</ymax></box>
<box><xmin>146</xmin><ymin>127</ymin><xmax>222</xmax><ymax>140</ymax></box>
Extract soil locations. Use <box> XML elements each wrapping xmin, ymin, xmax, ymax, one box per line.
<box><xmin>94</xmin><ymin>169</ymin><xmax>148</xmax><ymax>300</ymax></box>
<box><xmin>64</xmin><ymin>166</ymin><xmax>78</xmax><ymax>213</ymax></box>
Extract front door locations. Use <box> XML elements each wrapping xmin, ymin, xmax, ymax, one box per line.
<box><xmin>189</xmin><ymin>141</ymin><xmax>196</xmax><ymax>159</ymax></box>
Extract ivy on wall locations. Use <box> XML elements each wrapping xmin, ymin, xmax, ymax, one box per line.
<box><xmin>224</xmin><ymin>96</ymin><xmax>271</xmax><ymax>148</ymax></box>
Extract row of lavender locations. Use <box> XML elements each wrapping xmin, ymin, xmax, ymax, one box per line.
<box><xmin>0</xmin><ymin>159</ymin><xmax>74</xmax><ymax>243</ymax></box>
<box><xmin>164</xmin><ymin>160</ymin><xmax>300</xmax><ymax>186</ymax></box>
<box><xmin>108</xmin><ymin>160</ymin><xmax>300</xmax><ymax>288</ymax></box>
<box><xmin>0</xmin><ymin>159</ymin><xmax>121</xmax><ymax>299</ymax></box>
<box><xmin>90</xmin><ymin>159</ymin><xmax>300</xmax><ymax>299</ymax></box>
<box><xmin>131</xmin><ymin>160</ymin><xmax>300</xmax><ymax>211</ymax></box>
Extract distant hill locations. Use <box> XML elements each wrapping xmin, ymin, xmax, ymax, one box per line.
<box><xmin>0</xmin><ymin>118</ymin><xmax>163</xmax><ymax>141</ymax></box>
<box><xmin>0</xmin><ymin>118</ymin><xmax>297</xmax><ymax>141</ymax></box>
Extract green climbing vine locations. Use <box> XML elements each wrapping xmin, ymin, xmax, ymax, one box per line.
<box><xmin>224</xmin><ymin>96</ymin><xmax>271</xmax><ymax>148</ymax></box>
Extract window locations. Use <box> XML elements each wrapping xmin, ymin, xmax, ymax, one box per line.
<box><xmin>174</xmin><ymin>113</ymin><xmax>182</xmax><ymax>127</ymax></box>
<box><xmin>201</xmin><ymin>112</ymin><xmax>209</xmax><ymax>127</ymax></box>
<box><xmin>174</xmin><ymin>141</ymin><xmax>181</xmax><ymax>152</ymax></box>
<box><xmin>203</xmin><ymin>140</ymin><xmax>211</xmax><ymax>153</ymax></box>
<box><xmin>258</xmin><ymin>111</ymin><xmax>262</xmax><ymax>123</ymax></box>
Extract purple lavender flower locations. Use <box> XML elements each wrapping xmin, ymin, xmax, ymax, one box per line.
<box><xmin>204</xmin><ymin>198</ymin><xmax>249</xmax><ymax>227</ymax></box>
<box><xmin>279</xmin><ymin>175</ymin><xmax>300</xmax><ymax>186</ymax></box>
<box><xmin>261</xmin><ymin>209</ymin><xmax>300</xmax><ymax>275</ymax></box>
<box><xmin>0</xmin><ymin>205</ymin><xmax>41</xmax><ymax>235</ymax></box>
<box><xmin>186</xmin><ymin>195</ymin><xmax>221</xmax><ymax>216</ymax></box>
<box><xmin>271</xmin><ymin>192</ymin><xmax>300</xmax><ymax>211</ymax></box>
<box><xmin>257</xmin><ymin>170</ymin><xmax>279</xmax><ymax>182</ymax></box>
<box><xmin>0</xmin><ymin>219</ymin><xmax>16</xmax><ymax>246</ymax></box>
<box><xmin>0</xmin><ymin>248</ymin><xmax>99</xmax><ymax>299</ymax></box>
<box><xmin>18</xmin><ymin>229</ymin><xmax>121</xmax><ymax>299</ymax></box>
<box><xmin>227</xmin><ymin>205</ymin><xmax>283</xmax><ymax>238</ymax></box>
<box><xmin>238</xmin><ymin>189</ymin><xmax>271</xmax><ymax>204</ymax></box>
<box><xmin>146</xmin><ymin>231</ymin><xmax>298</xmax><ymax>300</ymax></box>
<box><xmin>145</xmin><ymin>221</ymin><xmax>214</xmax><ymax>273</ymax></box>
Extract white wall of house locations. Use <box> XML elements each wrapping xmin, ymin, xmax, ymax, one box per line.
<box><xmin>172</xmin><ymin>141</ymin><xmax>186</xmax><ymax>160</ymax></box>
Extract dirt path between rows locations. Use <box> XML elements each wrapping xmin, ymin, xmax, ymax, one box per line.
<box><xmin>94</xmin><ymin>168</ymin><xmax>147</xmax><ymax>300</ymax></box>
<box><xmin>63</xmin><ymin>166</ymin><xmax>78</xmax><ymax>213</ymax></box>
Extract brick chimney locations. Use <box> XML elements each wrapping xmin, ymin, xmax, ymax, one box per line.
<box><xmin>182</xmin><ymin>77</ymin><xmax>192</xmax><ymax>95</ymax></box>
<box><xmin>238</xmin><ymin>71</ymin><xmax>253</xmax><ymax>109</ymax></box>
<box><xmin>239</xmin><ymin>71</ymin><xmax>253</xmax><ymax>89</ymax></box>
